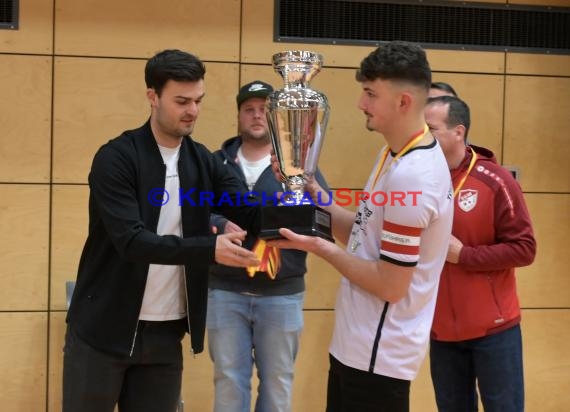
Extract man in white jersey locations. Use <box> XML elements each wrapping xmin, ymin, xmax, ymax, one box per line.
<box><xmin>63</xmin><ymin>49</ymin><xmax>261</xmax><ymax>412</ymax></box>
<box><xmin>268</xmin><ymin>41</ymin><xmax>454</xmax><ymax>411</ymax></box>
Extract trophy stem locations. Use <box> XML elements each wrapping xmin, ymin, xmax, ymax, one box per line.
<box><xmin>273</xmin><ymin>51</ymin><xmax>322</xmax><ymax>89</ymax></box>
<box><xmin>281</xmin><ymin>68</ymin><xmax>313</xmax><ymax>89</ymax></box>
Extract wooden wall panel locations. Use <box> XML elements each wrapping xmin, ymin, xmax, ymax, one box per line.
<box><xmin>427</xmin><ymin>49</ymin><xmax>505</xmax><ymax>74</ymax></box>
<box><xmin>431</xmin><ymin>73</ymin><xmax>504</xmax><ymax>159</ymax></box>
<box><xmin>0</xmin><ymin>54</ymin><xmax>52</xmax><ymax>183</ymax></box>
<box><xmin>195</xmin><ymin>63</ymin><xmax>240</xmax><ymax>152</ymax></box>
<box><xmin>507</xmin><ymin>53</ymin><xmax>570</xmax><ymax>76</ymax></box>
<box><xmin>305</xmin><ymin>255</ymin><xmax>341</xmax><ymax>310</ymax></box>
<box><xmin>53</xmin><ymin>57</ymin><xmax>238</xmax><ymax>183</ymax></box>
<box><xmin>0</xmin><ymin>185</ymin><xmax>49</xmax><ymax>310</ymax></box>
<box><xmin>181</xmin><ymin>335</ymin><xmax>214</xmax><ymax>411</ymax></box>
<box><xmin>48</xmin><ymin>312</ymin><xmax>66</xmax><ymax>412</ymax></box>
<box><xmin>291</xmin><ymin>311</ymin><xmax>334</xmax><ymax>410</ymax></box>
<box><xmin>50</xmin><ymin>316</ymin><xmax>216</xmax><ymax>412</ymax></box>
<box><xmin>0</xmin><ymin>312</ymin><xmax>47</xmax><ymax>411</ymax></box>
<box><xmin>239</xmin><ymin>63</ymin><xmax>279</xmax><ymax>88</ymax></box>
<box><xmin>523</xmin><ymin>309</ymin><xmax>570</xmax><ymax>411</ymax></box>
<box><xmin>312</xmin><ymin>67</ymin><xmax>383</xmax><ymax>188</ymax></box>
<box><xmin>503</xmin><ymin>76</ymin><xmax>570</xmax><ymax>192</ymax></box>
<box><xmin>53</xmin><ymin>57</ymin><xmax>148</xmax><ymax>183</ymax></box>
<box><xmin>0</xmin><ymin>0</ymin><xmax>53</xmax><ymax>54</ymax></box>
<box><xmin>55</xmin><ymin>0</ymin><xmax>240</xmax><ymax>60</ymax></box>
<box><xmin>517</xmin><ymin>194</ymin><xmax>570</xmax><ymax>308</ymax></box>
<box><xmin>50</xmin><ymin>185</ymin><xmax>89</xmax><ymax>310</ymax></box>
<box><xmin>411</xmin><ymin>357</ymin><xmax>438</xmax><ymax>412</ymax></box>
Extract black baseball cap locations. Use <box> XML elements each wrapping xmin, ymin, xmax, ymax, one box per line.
<box><xmin>236</xmin><ymin>80</ymin><xmax>274</xmax><ymax>108</ymax></box>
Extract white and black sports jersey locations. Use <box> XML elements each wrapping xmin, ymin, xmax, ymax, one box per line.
<box><xmin>330</xmin><ymin>139</ymin><xmax>453</xmax><ymax>381</ymax></box>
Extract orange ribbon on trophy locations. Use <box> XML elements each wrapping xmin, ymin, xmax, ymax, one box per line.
<box><xmin>247</xmin><ymin>239</ymin><xmax>281</xmax><ymax>279</ymax></box>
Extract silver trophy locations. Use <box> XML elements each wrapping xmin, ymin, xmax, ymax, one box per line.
<box><xmin>259</xmin><ymin>51</ymin><xmax>333</xmax><ymax>241</ymax></box>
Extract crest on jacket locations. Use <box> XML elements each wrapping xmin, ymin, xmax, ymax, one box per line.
<box><xmin>458</xmin><ymin>189</ymin><xmax>478</xmax><ymax>212</ymax></box>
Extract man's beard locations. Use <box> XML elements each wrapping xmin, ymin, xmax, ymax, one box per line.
<box><xmin>177</xmin><ymin>123</ymin><xmax>194</xmax><ymax>137</ymax></box>
<box><xmin>241</xmin><ymin>129</ymin><xmax>270</xmax><ymax>144</ymax></box>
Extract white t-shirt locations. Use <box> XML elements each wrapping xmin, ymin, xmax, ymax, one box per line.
<box><xmin>329</xmin><ymin>140</ymin><xmax>453</xmax><ymax>381</ymax></box>
<box><xmin>139</xmin><ymin>144</ymin><xmax>186</xmax><ymax>321</ymax></box>
<box><xmin>236</xmin><ymin>147</ymin><xmax>270</xmax><ymax>191</ymax></box>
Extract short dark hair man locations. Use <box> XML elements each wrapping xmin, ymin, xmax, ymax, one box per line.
<box><xmin>63</xmin><ymin>49</ymin><xmax>261</xmax><ymax>412</ymax></box>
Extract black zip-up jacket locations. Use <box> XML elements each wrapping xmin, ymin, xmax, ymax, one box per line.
<box><xmin>66</xmin><ymin>121</ymin><xmax>259</xmax><ymax>356</ymax></box>
<box><xmin>209</xmin><ymin>136</ymin><xmax>328</xmax><ymax>295</ymax></box>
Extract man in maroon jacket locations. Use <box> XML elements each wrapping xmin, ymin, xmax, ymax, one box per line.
<box><xmin>425</xmin><ymin>95</ymin><xmax>536</xmax><ymax>412</ymax></box>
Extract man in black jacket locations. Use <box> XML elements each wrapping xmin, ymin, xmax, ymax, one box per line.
<box><xmin>63</xmin><ymin>49</ymin><xmax>261</xmax><ymax>412</ymax></box>
<box><xmin>207</xmin><ymin>80</ymin><xmax>328</xmax><ymax>412</ymax></box>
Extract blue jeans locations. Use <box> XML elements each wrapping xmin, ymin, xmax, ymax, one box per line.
<box><xmin>207</xmin><ymin>289</ymin><xmax>304</xmax><ymax>412</ymax></box>
<box><xmin>430</xmin><ymin>324</ymin><xmax>524</xmax><ymax>412</ymax></box>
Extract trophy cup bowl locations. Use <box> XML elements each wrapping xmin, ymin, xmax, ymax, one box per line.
<box><xmin>259</xmin><ymin>51</ymin><xmax>333</xmax><ymax>241</ymax></box>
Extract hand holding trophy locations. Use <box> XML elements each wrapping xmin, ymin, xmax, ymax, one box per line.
<box><xmin>259</xmin><ymin>50</ymin><xmax>333</xmax><ymax>242</ymax></box>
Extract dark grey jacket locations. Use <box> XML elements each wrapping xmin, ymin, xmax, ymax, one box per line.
<box><xmin>209</xmin><ymin>136</ymin><xmax>328</xmax><ymax>296</ymax></box>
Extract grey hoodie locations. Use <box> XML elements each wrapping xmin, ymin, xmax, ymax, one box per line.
<box><xmin>209</xmin><ymin>135</ymin><xmax>329</xmax><ymax>296</ymax></box>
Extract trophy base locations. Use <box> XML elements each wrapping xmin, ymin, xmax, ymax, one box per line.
<box><xmin>259</xmin><ymin>205</ymin><xmax>334</xmax><ymax>242</ymax></box>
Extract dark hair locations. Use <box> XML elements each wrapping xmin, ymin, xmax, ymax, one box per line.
<box><xmin>145</xmin><ymin>49</ymin><xmax>206</xmax><ymax>96</ymax></box>
<box><xmin>427</xmin><ymin>95</ymin><xmax>470</xmax><ymax>141</ymax></box>
<box><xmin>356</xmin><ymin>41</ymin><xmax>431</xmax><ymax>91</ymax></box>
<box><xmin>431</xmin><ymin>82</ymin><xmax>457</xmax><ymax>97</ymax></box>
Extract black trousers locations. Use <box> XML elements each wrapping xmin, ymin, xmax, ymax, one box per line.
<box><xmin>326</xmin><ymin>354</ymin><xmax>411</xmax><ymax>412</ymax></box>
<box><xmin>63</xmin><ymin>319</ymin><xmax>186</xmax><ymax>412</ymax></box>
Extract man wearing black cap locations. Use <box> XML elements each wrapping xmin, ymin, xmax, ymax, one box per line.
<box><xmin>207</xmin><ymin>80</ymin><xmax>328</xmax><ymax>412</ymax></box>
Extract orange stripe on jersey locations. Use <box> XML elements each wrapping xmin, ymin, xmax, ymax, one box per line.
<box><xmin>382</xmin><ymin>221</ymin><xmax>422</xmax><ymax>237</ymax></box>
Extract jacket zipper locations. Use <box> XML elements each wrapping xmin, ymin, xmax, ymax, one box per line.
<box><xmin>129</xmin><ymin>320</ymin><xmax>139</xmax><ymax>357</ymax></box>
<box><xmin>447</xmin><ymin>271</ymin><xmax>459</xmax><ymax>338</ymax></box>
<box><xmin>176</xmin><ymin>157</ymin><xmax>193</xmax><ymax>357</ymax></box>
<box><xmin>183</xmin><ymin>265</ymin><xmax>194</xmax><ymax>357</ymax></box>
